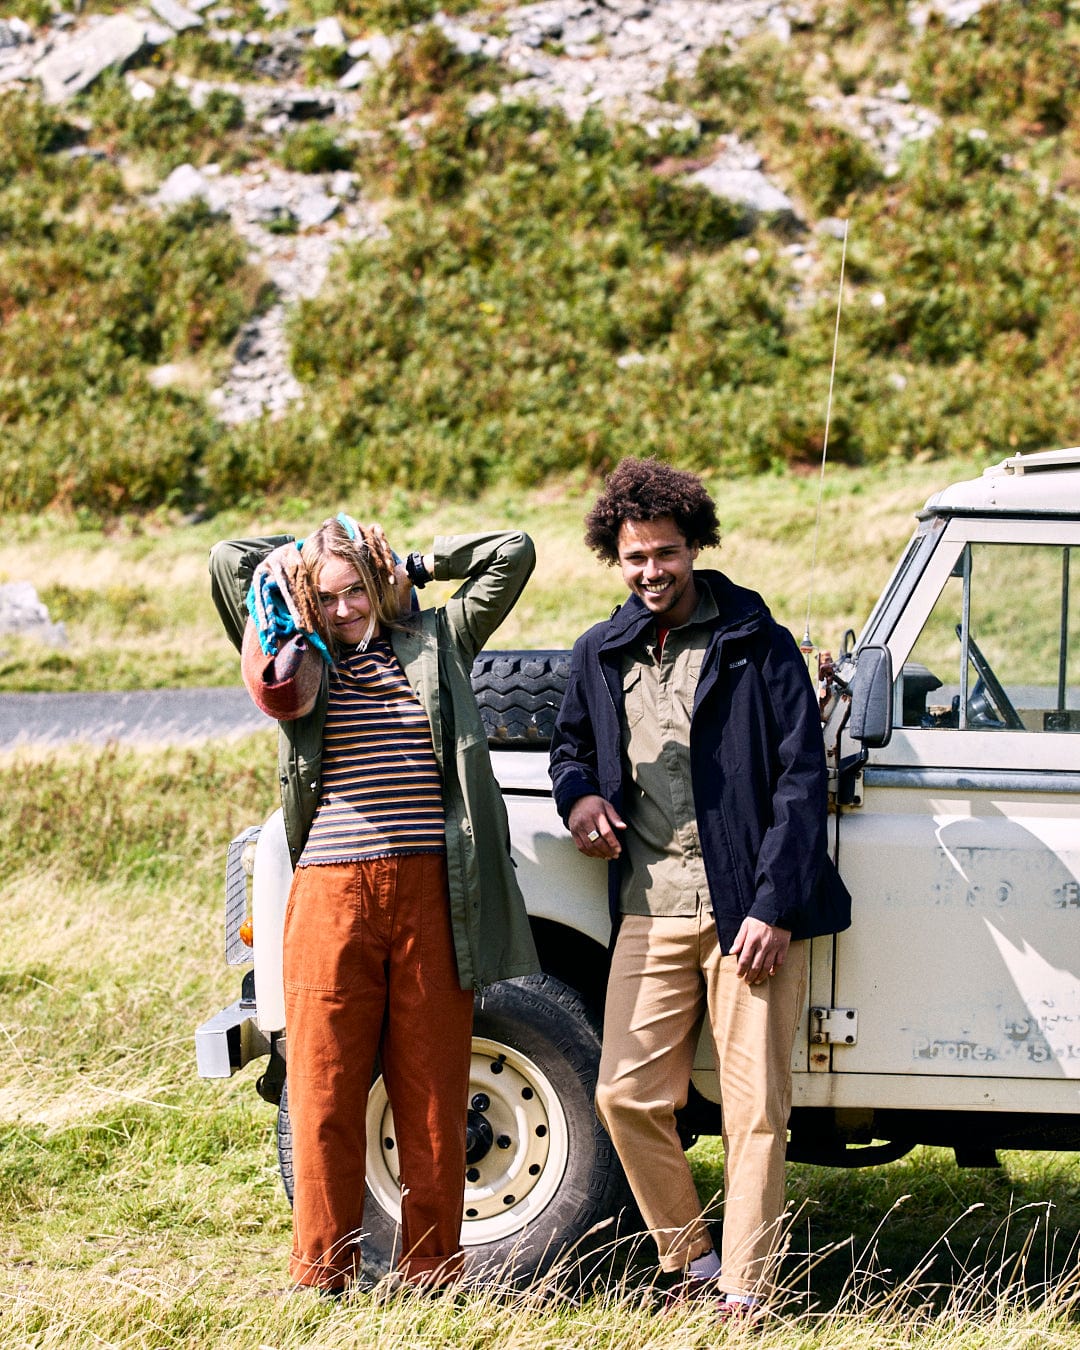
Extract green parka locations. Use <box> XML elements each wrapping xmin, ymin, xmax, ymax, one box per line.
<box><xmin>209</xmin><ymin>530</ymin><xmax>541</xmax><ymax>992</ymax></box>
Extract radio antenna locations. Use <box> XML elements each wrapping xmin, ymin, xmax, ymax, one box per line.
<box><xmin>801</xmin><ymin>220</ymin><xmax>849</xmax><ymax>660</ymax></box>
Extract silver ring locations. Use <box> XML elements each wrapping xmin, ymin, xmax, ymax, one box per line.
<box><xmin>587</xmin><ymin>829</ymin><xmax>600</xmax><ymax>841</ymax></box>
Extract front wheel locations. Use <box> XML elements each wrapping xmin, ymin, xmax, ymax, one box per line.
<box><xmin>276</xmin><ymin>974</ymin><xmax>634</xmax><ymax>1286</ymax></box>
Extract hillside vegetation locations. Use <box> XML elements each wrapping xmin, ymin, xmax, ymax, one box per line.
<box><xmin>1</xmin><ymin>0</ymin><xmax>1079</xmax><ymax>517</ymax></box>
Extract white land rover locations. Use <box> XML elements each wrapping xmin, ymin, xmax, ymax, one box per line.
<box><xmin>197</xmin><ymin>448</ymin><xmax>1080</xmax><ymax>1282</ymax></box>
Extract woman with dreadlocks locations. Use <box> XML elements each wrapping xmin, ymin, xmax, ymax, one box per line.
<box><xmin>209</xmin><ymin>515</ymin><xmax>539</xmax><ymax>1296</ymax></box>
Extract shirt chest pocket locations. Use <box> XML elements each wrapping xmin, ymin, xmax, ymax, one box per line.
<box><xmin>623</xmin><ymin>668</ymin><xmax>648</xmax><ymax>730</ymax></box>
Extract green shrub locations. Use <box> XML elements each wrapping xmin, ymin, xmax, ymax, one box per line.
<box><xmin>679</xmin><ymin>36</ymin><xmax>809</xmax><ymax>131</ymax></box>
<box><xmin>41</xmin><ymin>582</ymin><xmax>164</xmax><ymax>635</ymax></box>
<box><xmin>305</xmin><ymin>0</ymin><xmax>473</xmax><ymax>27</ymax></box>
<box><xmin>912</xmin><ymin>0</ymin><xmax>1080</xmax><ymax>131</ymax></box>
<box><xmin>365</xmin><ymin>24</ymin><xmax>502</xmax><ymax>117</ymax></box>
<box><xmin>788</xmin><ymin>118</ymin><xmax>883</xmax><ymax>215</ymax></box>
<box><xmin>167</xmin><ymin>28</ymin><xmax>274</xmax><ymax>81</ymax></box>
<box><xmin>301</xmin><ymin>43</ymin><xmax>349</xmax><ymax>84</ymax></box>
<box><xmin>837</xmin><ymin>129</ymin><xmax>1075</xmax><ymax>366</ymax></box>
<box><xmin>0</xmin><ymin>158</ymin><xmax>260</xmax><ymax>512</ymax></box>
<box><xmin>278</xmin><ymin>122</ymin><xmax>354</xmax><ymax>173</ymax></box>
<box><xmin>82</xmin><ymin>75</ymin><xmax>252</xmax><ymax>172</ymax></box>
<box><xmin>0</xmin><ymin>92</ymin><xmax>73</xmax><ymax>186</ymax></box>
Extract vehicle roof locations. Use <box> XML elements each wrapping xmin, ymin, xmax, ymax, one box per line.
<box><xmin>921</xmin><ymin>447</ymin><xmax>1080</xmax><ymax>517</ymax></box>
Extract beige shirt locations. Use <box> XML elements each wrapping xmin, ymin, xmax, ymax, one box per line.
<box><xmin>618</xmin><ymin>585</ymin><xmax>718</xmax><ymax>916</ymax></box>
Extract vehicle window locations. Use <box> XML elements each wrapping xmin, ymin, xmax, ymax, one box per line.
<box><xmin>899</xmin><ymin>543</ymin><xmax>1080</xmax><ymax>731</ymax></box>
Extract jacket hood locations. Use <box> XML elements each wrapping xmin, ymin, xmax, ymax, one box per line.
<box><xmin>598</xmin><ymin>569</ymin><xmax>772</xmax><ymax>652</ymax></box>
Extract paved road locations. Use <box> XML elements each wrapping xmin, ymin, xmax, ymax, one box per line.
<box><xmin>0</xmin><ymin>688</ymin><xmax>271</xmax><ymax>750</ymax></box>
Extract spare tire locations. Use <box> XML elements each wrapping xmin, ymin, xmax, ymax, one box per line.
<box><xmin>470</xmin><ymin>650</ymin><xmax>571</xmax><ymax>747</ymax></box>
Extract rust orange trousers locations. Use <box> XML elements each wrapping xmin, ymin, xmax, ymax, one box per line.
<box><xmin>282</xmin><ymin>852</ymin><xmax>474</xmax><ymax>1290</ymax></box>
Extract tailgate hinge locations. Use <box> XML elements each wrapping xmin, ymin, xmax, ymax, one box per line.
<box><xmin>810</xmin><ymin>1006</ymin><xmax>858</xmax><ymax>1045</ymax></box>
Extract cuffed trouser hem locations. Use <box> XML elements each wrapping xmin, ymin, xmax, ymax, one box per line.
<box><xmin>656</xmin><ymin>1233</ymin><xmax>716</xmax><ymax>1275</ymax></box>
<box><xmin>289</xmin><ymin>1236</ymin><xmax>363</xmax><ymax>1290</ymax></box>
<box><xmin>398</xmin><ymin>1250</ymin><xmax>465</xmax><ymax>1287</ymax></box>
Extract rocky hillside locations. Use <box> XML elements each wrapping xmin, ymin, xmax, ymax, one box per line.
<box><xmin>1</xmin><ymin>0</ymin><xmax>1078</xmax><ymax>514</ymax></box>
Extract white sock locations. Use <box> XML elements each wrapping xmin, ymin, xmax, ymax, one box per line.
<box><xmin>687</xmin><ymin>1250</ymin><xmax>721</xmax><ymax>1281</ymax></box>
<box><xmin>723</xmin><ymin>1291</ymin><xmax>759</xmax><ymax>1306</ymax></box>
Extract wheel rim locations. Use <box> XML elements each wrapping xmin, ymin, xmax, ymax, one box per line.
<box><xmin>365</xmin><ymin>1036</ymin><xmax>570</xmax><ymax>1246</ymax></box>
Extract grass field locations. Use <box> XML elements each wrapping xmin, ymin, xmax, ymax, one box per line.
<box><xmin>2</xmin><ymin>736</ymin><xmax>1078</xmax><ymax>1348</ymax></box>
<box><xmin>0</xmin><ymin>453</ymin><xmax>986</xmax><ymax>693</ymax></box>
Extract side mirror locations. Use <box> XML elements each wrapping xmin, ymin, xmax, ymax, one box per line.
<box><xmin>848</xmin><ymin>644</ymin><xmax>893</xmax><ymax>748</ymax></box>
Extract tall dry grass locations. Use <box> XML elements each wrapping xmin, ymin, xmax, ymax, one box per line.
<box><xmin>1</xmin><ymin>742</ymin><xmax>1078</xmax><ymax>1347</ymax></box>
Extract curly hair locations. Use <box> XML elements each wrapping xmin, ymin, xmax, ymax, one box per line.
<box><xmin>584</xmin><ymin>457</ymin><xmax>721</xmax><ymax>564</ymax></box>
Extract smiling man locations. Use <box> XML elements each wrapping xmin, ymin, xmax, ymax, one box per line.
<box><xmin>549</xmin><ymin>457</ymin><xmax>849</xmax><ymax>1323</ymax></box>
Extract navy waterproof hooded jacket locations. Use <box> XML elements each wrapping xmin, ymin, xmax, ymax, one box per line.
<box><xmin>549</xmin><ymin>569</ymin><xmax>851</xmax><ymax>951</ymax></box>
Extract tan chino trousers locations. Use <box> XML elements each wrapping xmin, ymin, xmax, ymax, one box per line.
<box><xmin>596</xmin><ymin>910</ymin><xmax>807</xmax><ymax>1296</ymax></box>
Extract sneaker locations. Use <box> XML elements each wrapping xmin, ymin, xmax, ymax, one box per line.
<box><xmin>660</xmin><ymin>1274</ymin><xmax>723</xmax><ymax>1311</ymax></box>
<box><xmin>715</xmin><ymin>1297</ymin><xmax>766</xmax><ymax>1327</ymax></box>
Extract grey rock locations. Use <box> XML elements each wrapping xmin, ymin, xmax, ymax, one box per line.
<box><xmin>144</xmin><ymin>21</ymin><xmax>178</xmax><ymax>45</ymax></box>
<box><xmin>688</xmin><ymin>164</ymin><xmax>799</xmax><ymax>226</ymax></box>
<box><xmin>330</xmin><ymin>170</ymin><xmax>358</xmax><ymax>199</ymax></box>
<box><xmin>246</xmin><ymin>184</ymin><xmax>293</xmax><ymax>224</ymax></box>
<box><xmin>766</xmin><ymin>10</ymin><xmax>791</xmax><ymax>41</ymax></box>
<box><xmin>0</xmin><ymin>583</ymin><xmax>67</xmax><ymax>646</ymax></box>
<box><xmin>312</xmin><ymin>16</ymin><xmax>346</xmax><ymax>47</ymax></box>
<box><xmin>563</xmin><ymin>20</ymin><xmax>602</xmax><ymax>44</ymax></box>
<box><xmin>816</xmin><ymin>216</ymin><xmax>848</xmax><ymax>240</ymax></box>
<box><xmin>34</xmin><ymin>13</ymin><xmax>147</xmax><ymax>103</ymax></box>
<box><xmin>347</xmin><ymin>32</ymin><xmax>396</xmax><ymax>66</ymax></box>
<box><xmin>63</xmin><ymin>144</ymin><xmax>110</xmax><ymax>161</ymax></box>
<box><xmin>296</xmin><ymin>190</ymin><xmax>339</xmax><ymax>228</ymax></box>
<box><xmin>467</xmin><ymin>90</ymin><xmax>499</xmax><ymax>118</ymax></box>
<box><xmin>267</xmin><ymin>90</ymin><xmax>336</xmax><ymax>120</ymax></box>
<box><xmin>338</xmin><ymin>57</ymin><xmax>372</xmax><ymax>89</ymax></box>
<box><xmin>147</xmin><ymin>362</ymin><xmax>185</xmax><ymax>388</ymax></box>
<box><xmin>435</xmin><ymin>19</ymin><xmax>485</xmax><ymax>58</ymax></box>
<box><xmin>151</xmin><ymin>0</ymin><xmax>203</xmax><ymax>32</ymax></box>
<box><xmin>909</xmin><ymin>0</ymin><xmax>987</xmax><ymax>30</ymax></box>
<box><xmin>126</xmin><ymin>74</ymin><xmax>157</xmax><ymax>99</ymax></box>
<box><xmin>258</xmin><ymin>0</ymin><xmax>289</xmax><ymax>17</ymax></box>
<box><xmin>157</xmin><ymin>162</ymin><xmax>213</xmax><ymax>206</ymax></box>
<box><xmin>0</xmin><ymin>17</ymin><xmax>33</xmax><ymax>47</ymax></box>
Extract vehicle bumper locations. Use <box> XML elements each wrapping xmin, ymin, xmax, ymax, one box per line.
<box><xmin>195</xmin><ymin>1000</ymin><xmax>270</xmax><ymax>1078</ymax></box>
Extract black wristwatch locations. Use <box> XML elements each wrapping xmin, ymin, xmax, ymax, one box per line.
<box><xmin>405</xmin><ymin>551</ymin><xmax>431</xmax><ymax>588</ymax></box>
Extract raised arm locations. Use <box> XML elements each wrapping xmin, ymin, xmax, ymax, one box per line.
<box><xmin>434</xmin><ymin>531</ymin><xmax>536</xmax><ymax>661</ymax></box>
<box><xmin>208</xmin><ymin>535</ymin><xmax>294</xmax><ymax>651</ymax></box>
